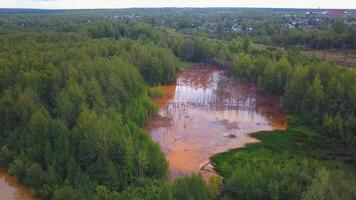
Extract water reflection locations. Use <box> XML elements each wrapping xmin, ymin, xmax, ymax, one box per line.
<box><xmin>146</xmin><ymin>66</ymin><xmax>287</xmax><ymax>179</ymax></box>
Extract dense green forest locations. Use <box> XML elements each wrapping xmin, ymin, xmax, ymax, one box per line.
<box><xmin>0</xmin><ymin>30</ymin><xmax>169</xmax><ymax>199</ymax></box>
<box><xmin>0</xmin><ymin>16</ymin><xmax>228</xmax><ymax>200</ymax></box>
<box><xmin>0</xmin><ymin>9</ymin><xmax>355</xmax><ymax>200</ymax></box>
<box><xmin>229</xmin><ymin>44</ymin><xmax>356</xmax><ymax>159</ymax></box>
<box><xmin>255</xmin><ymin>20</ymin><xmax>356</xmax><ymax>49</ymax></box>
<box><xmin>2</xmin><ymin>8</ymin><xmax>355</xmax><ymax>50</ymax></box>
<box><xmin>212</xmin><ymin>117</ymin><xmax>356</xmax><ymax>200</ymax></box>
<box><xmin>214</xmin><ymin>35</ymin><xmax>356</xmax><ymax>199</ymax></box>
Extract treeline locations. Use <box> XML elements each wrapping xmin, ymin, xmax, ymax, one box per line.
<box><xmin>211</xmin><ymin>117</ymin><xmax>356</xmax><ymax>200</ymax></box>
<box><xmin>220</xmin><ymin>153</ymin><xmax>355</xmax><ymax>200</ymax></box>
<box><xmin>199</xmin><ymin>36</ymin><xmax>356</xmax><ymax>199</ymax></box>
<box><xmin>209</xmin><ymin>37</ymin><xmax>356</xmax><ymax>200</ymax></box>
<box><xmin>0</xmin><ymin>16</ymin><xmax>238</xmax><ymax>199</ymax></box>
<box><xmin>230</xmin><ymin>47</ymin><xmax>356</xmax><ymax>160</ymax></box>
<box><xmin>0</xmin><ymin>27</ymin><xmax>180</xmax><ymax>199</ymax></box>
<box><xmin>269</xmin><ymin>22</ymin><xmax>356</xmax><ymax>49</ymax></box>
<box><xmin>172</xmin><ymin>21</ymin><xmax>356</xmax><ymax>200</ymax></box>
<box><xmin>0</xmin><ymin>19</ymin><xmax>234</xmax><ymax>200</ymax></box>
<box><xmin>86</xmin><ymin>21</ymin><xmax>232</xmax><ymax>67</ymax></box>
<box><xmin>0</xmin><ymin>17</ymin><xmax>355</xmax><ymax>200</ymax></box>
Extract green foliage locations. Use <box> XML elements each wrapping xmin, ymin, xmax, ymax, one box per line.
<box><xmin>259</xmin><ymin>57</ymin><xmax>292</xmax><ymax>94</ymax></box>
<box><xmin>208</xmin><ymin>175</ymin><xmax>223</xmax><ymax>200</ymax></box>
<box><xmin>302</xmin><ymin>168</ymin><xmax>356</xmax><ymax>200</ymax></box>
<box><xmin>0</xmin><ymin>145</ymin><xmax>15</xmax><ymax>164</ymax></box>
<box><xmin>303</xmin><ymin>74</ymin><xmax>325</xmax><ymax>123</ymax></box>
<box><xmin>229</xmin><ymin>44</ymin><xmax>356</xmax><ymax>161</ymax></box>
<box><xmin>270</xmin><ymin>21</ymin><xmax>355</xmax><ymax>49</ymax></box>
<box><xmin>119</xmin><ymin>178</ymin><xmax>165</xmax><ymax>200</ymax></box>
<box><xmin>242</xmin><ymin>37</ymin><xmax>250</xmax><ymax>53</ymax></box>
<box><xmin>160</xmin><ymin>174</ymin><xmax>213</xmax><ymax>200</ymax></box>
<box><xmin>1</xmin><ymin>12</ymin><xmax>355</xmax><ymax>200</ymax></box>
<box><xmin>124</xmin><ymin>95</ymin><xmax>158</xmax><ymax>126</ymax></box>
<box><xmin>0</xmin><ymin>24</ymin><xmax>175</xmax><ymax>199</ymax></box>
<box><xmin>212</xmin><ymin>117</ymin><xmax>356</xmax><ymax>200</ymax></box>
<box><xmin>148</xmin><ymin>86</ymin><xmax>164</xmax><ymax>99</ymax></box>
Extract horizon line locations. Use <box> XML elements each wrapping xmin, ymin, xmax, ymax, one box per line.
<box><xmin>0</xmin><ymin>6</ymin><xmax>355</xmax><ymax>10</ymax></box>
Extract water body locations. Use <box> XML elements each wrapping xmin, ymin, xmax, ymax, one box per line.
<box><xmin>145</xmin><ymin>65</ymin><xmax>287</xmax><ymax>179</ymax></box>
<box><xmin>0</xmin><ymin>169</ymin><xmax>36</xmax><ymax>200</ymax></box>
<box><xmin>0</xmin><ymin>65</ymin><xmax>287</xmax><ymax>197</ymax></box>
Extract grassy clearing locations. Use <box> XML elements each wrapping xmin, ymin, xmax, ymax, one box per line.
<box><xmin>212</xmin><ymin>116</ymin><xmax>355</xmax><ymax>176</ymax></box>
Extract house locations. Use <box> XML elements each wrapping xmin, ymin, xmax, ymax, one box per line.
<box><xmin>327</xmin><ymin>10</ymin><xmax>347</xmax><ymax>17</ymax></box>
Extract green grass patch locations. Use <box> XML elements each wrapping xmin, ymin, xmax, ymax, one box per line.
<box><xmin>178</xmin><ymin>61</ymin><xmax>194</xmax><ymax>71</ymax></box>
<box><xmin>148</xmin><ymin>86</ymin><xmax>164</xmax><ymax>99</ymax></box>
<box><xmin>212</xmin><ymin>116</ymin><xmax>355</xmax><ymax>177</ymax></box>
<box><xmin>211</xmin><ymin>116</ymin><xmax>356</xmax><ymax>200</ymax></box>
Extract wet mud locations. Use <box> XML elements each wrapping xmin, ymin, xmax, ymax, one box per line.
<box><xmin>146</xmin><ymin>65</ymin><xmax>287</xmax><ymax>179</ymax></box>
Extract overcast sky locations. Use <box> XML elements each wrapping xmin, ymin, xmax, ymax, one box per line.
<box><xmin>1</xmin><ymin>0</ymin><xmax>355</xmax><ymax>9</ymax></box>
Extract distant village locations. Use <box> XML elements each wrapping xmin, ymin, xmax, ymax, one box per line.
<box><xmin>281</xmin><ymin>9</ymin><xmax>356</xmax><ymax>30</ymax></box>
<box><xmin>103</xmin><ymin>8</ymin><xmax>356</xmax><ymax>35</ymax></box>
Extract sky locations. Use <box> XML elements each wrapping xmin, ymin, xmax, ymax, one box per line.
<box><xmin>1</xmin><ymin>0</ymin><xmax>355</xmax><ymax>9</ymax></box>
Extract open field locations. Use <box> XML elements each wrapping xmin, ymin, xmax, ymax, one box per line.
<box><xmin>254</xmin><ymin>43</ymin><xmax>356</xmax><ymax>68</ymax></box>
<box><xmin>302</xmin><ymin>50</ymin><xmax>356</xmax><ymax>68</ymax></box>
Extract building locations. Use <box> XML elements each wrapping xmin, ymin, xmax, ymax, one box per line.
<box><xmin>327</xmin><ymin>9</ymin><xmax>347</xmax><ymax>17</ymax></box>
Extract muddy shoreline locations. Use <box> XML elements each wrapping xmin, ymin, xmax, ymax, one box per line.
<box><xmin>0</xmin><ymin>168</ymin><xmax>36</xmax><ymax>200</ymax></box>
<box><xmin>145</xmin><ymin>65</ymin><xmax>287</xmax><ymax>180</ymax></box>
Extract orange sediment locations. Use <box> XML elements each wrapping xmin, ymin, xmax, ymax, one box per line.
<box><xmin>145</xmin><ymin>65</ymin><xmax>287</xmax><ymax>180</ymax></box>
<box><xmin>0</xmin><ymin>169</ymin><xmax>37</xmax><ymax>200</ymax></box>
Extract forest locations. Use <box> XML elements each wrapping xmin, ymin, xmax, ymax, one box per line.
<box><xmin>0</xmin><ymin>8</ymin><xmax>355</xmax><ymax>200</ymax></box>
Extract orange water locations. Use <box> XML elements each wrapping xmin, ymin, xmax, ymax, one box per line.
<box><xmin>0</xmin><ymin>169</ymin><xmax>36</xmax><ymax>200</ymax></box>
<box><xmin>146</xmin><ymin>66</ymin><xmax>287</xmax><ymax>179</ymax></box>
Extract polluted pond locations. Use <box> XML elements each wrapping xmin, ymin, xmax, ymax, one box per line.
<box><xmin>145</xmin><ymin>65</ymin><xmax>287</xmax><ymax>180</ymax></box>
<box><xmin>0</xmin><ymin>169</ymin><xmax>36</xmax><ymax>200</ymax></box>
